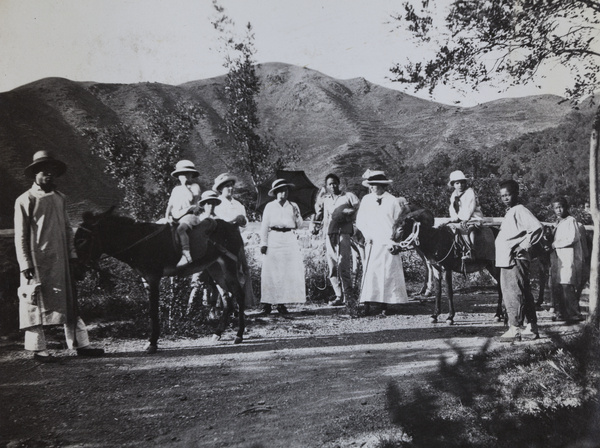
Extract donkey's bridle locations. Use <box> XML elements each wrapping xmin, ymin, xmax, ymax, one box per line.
<box><xmin>392</xmin><ymin>220</ymin><xmax>421</xmax><ymax>250</ymax></box>
<box><xmin>392</xmin><ymin>220</ymin><xmax>455</xmax><ymax>264</ymax></box>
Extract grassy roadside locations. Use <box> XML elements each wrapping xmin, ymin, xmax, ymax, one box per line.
<box><xmin>381</xmin><ymin>322</ymin><xmax>600</xmax><ymax>448</ymax></box>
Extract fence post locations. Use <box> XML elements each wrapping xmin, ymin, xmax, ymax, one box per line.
<box><xmin>588</xmin><ymin>108</ymin><xmax>600</xmax><ymax>327</ymax></box>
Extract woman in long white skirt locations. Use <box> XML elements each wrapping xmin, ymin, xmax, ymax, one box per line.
<box><xmin>260</xmin><ymin>179</ymin><xmax>306</xmax><ymax>314</ymax></box>
<box><xmin>356</xmin><ymin>170</ymin><xmax>409</xmax><ymax>315</ymax></box>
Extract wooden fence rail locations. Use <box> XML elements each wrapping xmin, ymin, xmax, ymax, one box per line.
<box><xmin>0</xmin><ymin>219</ymin><xmax>593</xmax><ymax>239</ymax></box>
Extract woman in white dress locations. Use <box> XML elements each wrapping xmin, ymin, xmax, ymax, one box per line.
<box><xmin>260</xmin><ymin>179</ymin><xmax>306</xmax><ymax>314</ymax></box>
<box><xmin>355</xmin><ymin>170</ymin><xmax>408</xmax><ymax>314</ymax></box>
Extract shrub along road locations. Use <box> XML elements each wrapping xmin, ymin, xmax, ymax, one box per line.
<box><xmin>0</xmin><ymin>287</ymin><xmax>588</xmax><ymax>448</ymax></box>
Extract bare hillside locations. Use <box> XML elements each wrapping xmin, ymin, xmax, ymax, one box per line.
<box><xmin>0</xmin><ymin>62</ymin><xmax>581</xmax><ymax>226</ymax></box>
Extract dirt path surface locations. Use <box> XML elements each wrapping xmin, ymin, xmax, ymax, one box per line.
<box><xmin>0</xmin><ymin>288</ymin><xmax>583</xmax><ymax>448</ymax></box>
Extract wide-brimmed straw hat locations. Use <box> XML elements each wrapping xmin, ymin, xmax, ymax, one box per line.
<box><xmin>171</xmin><ymin>160</ymin><xmax>200</xmax><ymax>178</ymax></box>
<box><xmin>213</xmin><ymin>172</ymin><xmax>237</xmax><ymax>191</ymax></box>
<box><xmin>24</xmin><ymin>150</ymin><xmax>67</xmax><ymax>178</ymax></box>
<box><xmin>361</xmin><ymin>169</ymin><xmax>393</xmax><ymax>187</ymax></box>
<box><xmin>199</xmin><ymin>190</ymin><xmax>222</xmax><ymax>206</ymax></box>
<box><xmin>268</xmin><ymin>178</ymin><xmax>295</xmax><ymax>196</ymax></box>
<box><xmin>448</xmin><ymin>170</ymin><xmax>468</xmax><ymax>187</ymax></box>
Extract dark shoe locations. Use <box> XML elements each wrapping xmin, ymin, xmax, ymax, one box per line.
<box><xmin>564</xmin><ymin>319</ymin><xmax>584</xmax><ymax>326</ymax></box>
<box><xmin>77</xmin><ymin>347</ymin><xmax>105</xmax><ymax>357</ymax></box>
<box><xmin>276</xmin><ymin>304</ymin><xmax>289</xmax><ymax>315</ymax></box>
<box><xmin>380</xmin><ymin>304</ymin><xmax>388</xmax><ymax>316</ymax></box>
<box><xmin>261</xmin><ymin>304</ymin><xmax>272</xmax><ymax>315</ymax></box>
<box><xmin>33</xmin><ymin>352</ymin><xmax>57</xmax><ymax>363</ymax></box>
<box><xmin>552</xmin><ymin>314</ymin><xmax>566</xmax><ymax>322</ymax></box>
<box><xmin>329</xmin><ymin>298</ymin><xmax>344</xmax><ymax>306</ymax></box>
<box><xmin>521</xmin><ymin>323</ymin><xmax>540</xmax><ymax>340</ymax></box>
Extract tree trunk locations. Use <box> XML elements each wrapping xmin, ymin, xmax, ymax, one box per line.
<box><xmin>588</xmin><ymin>108</ymin><xmax>600</xmax><ymax>327</ymax></box>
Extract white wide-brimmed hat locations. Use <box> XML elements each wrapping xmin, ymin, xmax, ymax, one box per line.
<box><xmin>448</xmin><ymin>170</ymin><xmax>468</xmax><ymax>187</ymax></box>
<box><xmin>171</xmin><ymin>160</ymin><xmax>200</xmax><ymax>178</ymax></box>
<box><xmin>199</xmin><ymin>190</ymin><xmax>222</xmax><ymax>206</ymax></box>
<box><xmin>268</xmin><ymin>178</ymin><xmax>295</xmax><ymax>196</ymax></box>
<box><xmin>361</xmin><ymin>169</ymin><xmax>393</xmax><ymax>187</ymax></box>
<box><xmin>24</xmin><ymin>150</ymin><xmax>67</xmax><ymax>178</ymax></box>
<box><xmin>213</xmin><ymin>172</ymin><xmax>237</xmax><ymax>191</ymax></box>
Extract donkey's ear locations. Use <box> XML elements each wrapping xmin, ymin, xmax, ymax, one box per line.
<box><xmin>81</xmin><ymin>210</ymin><xmax>95</xmax><ymax>225</ymax></box>
<box><xmin>101</xmin><ymin>206</ymin><xmax>116</xmax><ymax>218</ymax></box>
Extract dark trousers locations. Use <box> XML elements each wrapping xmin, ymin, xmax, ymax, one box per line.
<box><xmin>500</xmin><ymin>259</ymin><xmax>537</xmax><ymax>327</ymax></box>
<box><xmin>552</xmin><ymin>283</ymin><xmax>580</xmax><ymax>320</ymax></box>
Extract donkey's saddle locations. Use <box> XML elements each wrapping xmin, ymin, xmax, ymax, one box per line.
<box><xmin>171</xmin><ymin>218</ymin><xmax>219</xmax><ymax>262</ymax></box>
<box><xmin>447</xmin><ymin>224</ymin><xmax>496</xmax><ymax>261</ymax></box>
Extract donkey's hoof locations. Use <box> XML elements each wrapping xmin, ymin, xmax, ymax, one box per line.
<box><xmin>493</xmin><ymin>315</ymin><xmax>503</xmax><ymax>323</ymax></box>
<box><xmin>211</xmin><ymin>334</ymin><xmax>221</xmax><ymax>343</ymax></box>
<box><xmin>430</xmin><ymin>316</ymin><xmax>438</xmax><ymax>324</ymax></box>
<box><xmin>145</xmin><ymin>344</ymin><xmax>158</xmax><ymax>354</ymax></box>
<box><xmin>233</xmin><ymin>336</ymin><xmax>243</xmax><ymax>344</ymax></box>
<box><xmin>446</xmin><ymin>318</ymin><xmax>455</xmax><ymax>325</ymax></box>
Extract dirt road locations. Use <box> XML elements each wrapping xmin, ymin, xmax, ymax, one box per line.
<box><xmin>0</xmin><ymin>288</ymin><xmax>580</xmax><ymax>448</ymax></box>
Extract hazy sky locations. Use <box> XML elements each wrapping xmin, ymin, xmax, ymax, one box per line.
<box><xmin>0</xmin><ymin>0</ymin><xmax>572</xmax><ymax>106</ymax></box>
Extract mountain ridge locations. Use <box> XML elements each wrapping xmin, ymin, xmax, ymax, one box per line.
<box><xmin>0</xmin><ymin>62</ymin><xmax>585</xmax><ymax>226</ymax></box>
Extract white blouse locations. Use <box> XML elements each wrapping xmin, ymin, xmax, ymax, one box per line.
<box><xmin>449</xmin><ymin>187</ymin><xmax>483</xmax><ymax>221</ymax></box>
<box><xmin>214</xmin><ymin>197</ymin><xmax>247</xmax><ymax>224</ymax></box>
<box><xmin>260</xmin><ymin>200</ymin><xmax>303</xmax><ymax>246</ymax></box>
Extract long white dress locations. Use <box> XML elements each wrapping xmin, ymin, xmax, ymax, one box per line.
<box><xmin>260</xmin><ymin>200</ymin><xmax>306</xmax><ymax>304</ymax></box>
<box><xmin>355</xmin><ymin>191</ymin><xmax>408</xmax><ymax>304</ymax></box>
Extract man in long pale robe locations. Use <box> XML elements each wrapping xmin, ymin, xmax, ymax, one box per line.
<box><xmin>550</xmin><ymin>197</ymin><xmax>584</xmax><ymax>322</ymax></box>
<box><xmin>14</xmin><ymin>150</ymin><xmax>104</xmax><ymax>361</ymax></box>
<box><xmin>495</xmin><ymin>180</ymin><xmax>543</xmax><ymax>342</ymax></box>
<box><xmin>355</xmin><ymin>170</ymin><xmax>408</xmax><ymax>312</ymax></box>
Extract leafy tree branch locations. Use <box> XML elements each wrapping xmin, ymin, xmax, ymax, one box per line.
<box><xmin>391</xmin><ymin>0</ymin><xmax>600</xmax><ymax>102</ymax></box>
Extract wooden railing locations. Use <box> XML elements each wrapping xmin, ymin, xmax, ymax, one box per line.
<box><xmin>0</xmin><ymin>219</ymin><xmax>593</xmax><ymax>239</ymax></box>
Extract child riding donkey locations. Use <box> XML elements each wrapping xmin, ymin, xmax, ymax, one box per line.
<box><xmin>447</xmin><ymin>170</ymin><xmax>494</xmax><ymax>263</ymax></box>
<box><xmin>164</xmin><ymin>160</ymin><xmax>202</xmax><ymax>267</ymax></box>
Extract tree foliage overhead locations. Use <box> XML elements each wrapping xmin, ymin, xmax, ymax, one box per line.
<box><xmin>390</xmin><ymin>0</ymin><xmax>600</xmax><ymax>103</ymax></box>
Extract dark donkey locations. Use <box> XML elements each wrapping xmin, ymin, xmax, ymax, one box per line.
<box><xmin>391</xmin><ymin>208</ymin><xmax>504</xmax><ymax>324</ymax></box>
<box><xmin>74</xmin><ymin>208</ymin><xmax>247</xmax><ymax>353</ymax></box>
